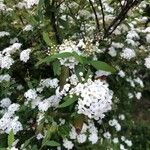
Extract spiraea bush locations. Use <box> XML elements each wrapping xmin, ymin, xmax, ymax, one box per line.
<box><xmin>0</xmin><ymin>0</ymin><xmax>150</xmax><ymax>149</ymax></box>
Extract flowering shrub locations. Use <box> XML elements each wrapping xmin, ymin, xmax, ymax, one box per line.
<box><xmin>0</xmin><ymin>0</ymin><xmax>150</xmax><ymax>149</ymax></box>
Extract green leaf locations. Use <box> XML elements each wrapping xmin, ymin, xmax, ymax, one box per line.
<box><xmin>52</xmin><ymin>61</ymin><xmax>61</xmax><ymax>76</ymax></box>
<box><xmin>36</xmin><ymin>52</ymin><xmax>73</xmax><ymax>66</ymax></box>
<box><xmin>22</xmin><ymin>136</ymin><xmax>35</xmax><ymax>148</ymax></box>
<box><xmin>42</xmin><ymin>32</ymin><xmax>53</xmax><ymax>47</ymax></box>
<box><xmin>58</xmin><ymin>96</ymin><xmax>78</xmax><ymax>108</ymax></box>
<box><xmin>72</xmin><ymin>52</ymin><xmax>83</xmax><ymax>64</ymax></box>
<box><xmin>44</xmin><ymin>140</ymin><xmax>60</xmax><ymax>147</ymax></box>
<box><xmin>42</xmin><ymin>125</ymin><xmax>57</xmax><ymax>147</ymax></box>
<box><xmin>90</xmin><ymin>60</ymin><xmax>116</xmax><ymax>73</ymax></box>
<box><xmin>8</xmin><ymin>129</ymin><xmax>14</xmax><ymax>148</ymax></box>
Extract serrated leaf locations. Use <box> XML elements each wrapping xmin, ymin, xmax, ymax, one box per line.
<box><xmin>58</xmin><ymin>96</ymin><xmax>78</xmax><ymax>108</ymax></box>
<box><xmin>44</xmin><ymin>140</ymin><xmax>60</xmax><ymax>147</ymax></box>
<box><xmin>8</xmin><ymin>129</ymin><xmax>14</xmax><ymax>148</ymax></box>
<box><xmin>90</xmin><ymin>60</ymin><xmax>116</xmax><ymax>73</ymax></box>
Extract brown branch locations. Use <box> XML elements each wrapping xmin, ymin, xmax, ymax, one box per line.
<box><xmin>103</xmin><ymin>0</ymin><xmax>142</xmax><ymax>39</ymax></box>
<box><xmin>98</xmin><ymin>0</ymin><xmax>106</xmax><ymax>33</ymax></box>
<box><xmin>89</xmin><ymin>0</ymin><xmax>100</xmax><ymax>32</ymax></box>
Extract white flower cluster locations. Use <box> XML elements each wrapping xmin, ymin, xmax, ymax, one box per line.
<box><xmin>0</xmin><ymin>31</ymin><xmax>10</xmax><ymax>37</ymax></box>
<box><xmin>144</xmin><ymin>55</ymin><xmax>150</xmax><ymax>69</ymax></box>
<box><xmin>20</xmin><ymin>48</ymin><xmax>31</xmax><ymax>63</ymax></box>
<box><xmin>120</xmin><ymin>136</ymin><xmax>133</xmax><ymax>150</ymax></box>
<box><xmin>23</xmin><ymin>24</ymin><xmax>33</xmax><ymax>31</ymax></box>
<box><xmin>24</xmin><ymin>78</ymin><xmax>61</xmax><ymax>111</ymax></box>
<box><xmin>58</xmin><ymin>40</ymin><xmax>82</xmax><ymax>69</ymax></box>
<box><xmin>0</xmin><ymin>103</ymin><xmax>23</xmax><ymax>134</ymax></box>
<box><xmin>63</xmin><ymin>139</ymin><xmax>74</xmax><ymax>150</ymax></box>
<box><xmin>24</xmin><ymin>89</ymin><xmax>37</xmax><ymax>100</ymax></box>
<box><xmin>0</xmin><ymin>98</ymin><xmax>11</xmax><ymax>108</ymax></box>
<box><xmin>109</xmin><ymin>119</ymin><xmax>121</xmax><ymax>131</ymax></box>
<box><xmin>24</xmin><ymin>0</ymin><xmax>39</xmax><ymax>9</ymax></box>
<box><xmin>120</xmin><ymin>48</ymin><xmax>136</xmax><ymax>60</ymax></box>
<box><xmin>0</xmin><ymin>43</ymin><xmax>22</xmax><ymax>69</ymax></box>
<box><xmin>70</xmin><ymin>79</ymin><xmax>113</xmax><ymax>120</ymax></box>
<box><xmin>69</xmin><ymin>121</ymin><xmax>99</xmax><ymax>145</ymax></box>
<box><xmin>0</xmin><ymin>74</ymin><xmax>11</xmax><ymax>82</ymax></box>
<box><xmin>39</xmin><ymin>78</ymin><xmax>59</xmax><ymax>89</ymax></box>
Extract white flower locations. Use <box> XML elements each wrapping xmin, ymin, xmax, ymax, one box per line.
<box><xmin>109</xmin><ymin>119</ymin><xmax>117</xmax><ymax>126</ymax></box>
<box><xmin>112</xmin><ymin>42</ymin><xmax>124</xmax><ymax>48</ymax></box>
<box><xmin>70</xmin><ymin>79</ymin><xmax>113</xmax><ymax>120</ymax></box>
<box><xmin>24</xmin><ymin>0</ymin><xmax>39</xmax><ymax>8</ymax></box>
<box><xmin>40</xmin><ymin>78</ymin><xmax>59</xmax><ymax>88</ymax></box>
<box><xmin>125</xmin><ymin>139</ymin><xmax>132</xmax><ymax>147</ymax></box>
<box><xmin>134</xmin><ymin>77</ymin><xmax>144</xmax><ymax>88</ymax></box>
<box><xmin>135</xmin><ymin>92</ymin><xmax>142</xmax><ymax>100</ymax></box>
<box><xmin>126</xmin><ymin>30</ymin><xmax>139</xmax><ymax>40</ymax></box>
<box><xmin>108</xmin><ymin>47</ymin><xmax>117</xmax><ymax>57</ymax></box>
<box><xmin>69</xmin><ymin>74</ymin><xmax>79</xmax><ymax>85</ymax></box>
<box><xmin>120</xmin><ymin>48</ymin><xmax>136</xmax><ymax>60</ymax></box>
<box><xmin>95</xmin><ymin>70</ymin><xmax>111</xmax><ymax>78</ymax></box>
<box><xmin>0</xmin><ymin>31</ymin><xmax>10</xmax><ymax>37</ymax></box>
<box><xmin>38</xmin><ymin>99</ymin><xmax>50</xmax><ymax>112</ymax></box>
<box><xmin>0</xmin><ymin>98</ymin><xmax>11</xmax><ymax>108</ymax></box>
<box><xmin>103</xmin><ymin>132</ymin><xmax>111</xmax><ymax>139</ymax></box>
<box><xmin>120</xmin><ymin>144</ymin><xmax>126</xmax><ymax>150</ymax></box>
<box><xmin>146</xmin><ymin>34</ymin><xmax>150</xmax><ymax>43</ymax></box>
<box><xmin>113</xmin><ymin>138</ymin><xmax>119</xmax><ymax>143</ymax></box>
<box><xmin>20</xmin><ymin>48</ymin><xmax>31</xmax><ymax>63</ymax></box>
<box><xmin>119</xmin><ymin>114</ymin><xmax>125</xmax><ymax>120</ymax></box>
<box><xmin>8</xmin><ymin>103</ymin><xmax>20</xmax><ymax>115</ymax></box>
<box><xmin>1</xmin><ymin>55</ymin><xmax>14</xmax><ymax>69</ymax></box>
<box><xmin>0</xmin><ymin>74</ymin><xmax>11</xmax><ymax>82</ymax></box>
<box><xmin>77</xmin><ymin>134</ymin><xmax>87</xmax><ymax>143</ymax></box>
<box><xmin>36</xmin><ymin>133</ymin><xmax>44</xmax><ymax>140</ymax></box>
<box><xmin>23</xmin><ymin>24</ymin><xmax>33</xmax><ymax>31</ymax></box>
<box><xmin>24</xmin><ymin>89</ymin><xmax>37</xmax><ymax>100</ymax></box>
<box><xmin>88</xmin><ymin>133</ymin><xmax>98</xmax><ymax>144</ymax></box>
<box><xmin>118</xmin><ymin>70</ymin><xmax>125</xmax><ymax>78</ymax></box>
<box><xmin>63</xmin><ymin>139</ymin><xmax>74</xmax><ymax>150</ymax></box>
<box><xmin>10</xmin><ymin>38</ymin><xmax>19</xmax><ymax>44</ymax></box>
<box><xmin>3</xmin><ymin>43</ymin><xmax>22</xmax><ymax>55</ymax></box>
<box><xmin>128</xmin><ymin>93</ymin><xmax>134</xmax><ymax>99</ymax></box>
<box><xmin>144</xmin><ymin>56</ymin><xmax>150</xmax><ymax>69</ymax></box>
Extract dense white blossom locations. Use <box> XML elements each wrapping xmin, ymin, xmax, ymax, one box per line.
<box><xmin>103</xmin><ymin>132</ymin><xmax>111</xmax><ymax>139</ymax></box>
<box><xmin>3</xmin><ymin>43</ymin><xmax>22</xmax><ymax>55</ymax></box>
<box><xmin>144</xmin><ymin>56</ymin><xmax>150</xmax><ymax>69</ymax></box>
<box><xmin>0</xmin><ymin>55</ymin><xmax>14</xmax><ymax>69</ymax></box>
<box><xmin>39</xmin><ymin>78</ymin><xmax>59</xmax><ymax>88</ymax></box>
<box><xmin>24</xmin><ymin>0</ymin><xmax>39</xmax><ymax>8</ymax></box>
<box><xmin>24</xmin><ymin>89</ymin><xmax>37</xmax><ymax>100</ymax></box>
<box><xmin>70</xmin><ymin>79</ymin><xmax>113</xmax><ymax>120</ymax></box>
<box><xmin>63</xmin><ymin>139</ymin><xmax>74</xmax><ymax>150</ymax></box>
<box><xmin>0</xmin><ymin>98</ymin><xmax>11</xmax><ymax>108</ymax></box>
<box><xmin>120</xmin><ymin>48</ymin><xmax>136</xmax><ymax>60</ymax></box>
<box><xmin>0</xmin><ymin>31</ymin><xmax>10</xmax><ymax>37</ymax></box>
<box><xmin>20</xmin><ymin>48</ymin><xmax>31</xmax><ymax>62</ymax></box>
<box><xmin>0</xmin><ymin>104</ymin><xmax>22</xmax><ymax>134</ymax></box>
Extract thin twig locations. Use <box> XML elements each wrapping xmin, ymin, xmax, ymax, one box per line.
<box><xmin>89</xmin><ymin>0</ymin><xmax>100</xmax><ymax>32</ymax></box>
<box><xmin>98</xmin><ymin>0</ymin><xmax>106</xmax><ymax>33</ymax></box>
